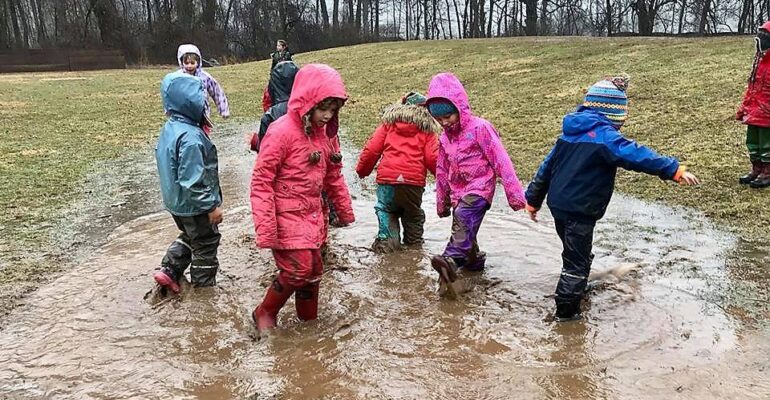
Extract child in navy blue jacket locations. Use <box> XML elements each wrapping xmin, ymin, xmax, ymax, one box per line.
<box><xmin>525</xmin><ymin>76</ymin><xmax>700</xmax><ymax>321</ymax></box>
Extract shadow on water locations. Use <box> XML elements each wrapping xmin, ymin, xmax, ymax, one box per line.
<box><xmin>0</xmin><ymin>125</ymin><xmax>769</xmax><ymax>399</ymax></box>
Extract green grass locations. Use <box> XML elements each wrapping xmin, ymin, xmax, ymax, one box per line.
<box><xmin>0</xmin><ymin>37</ymin><xmax>763</xmax><ymax>279</ymax></box>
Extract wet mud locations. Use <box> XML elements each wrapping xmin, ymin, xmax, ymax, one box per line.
<box><xmin>1</xmin><ymin>126</ymin><xmax>769</xmax><ymax>399</ymax></box>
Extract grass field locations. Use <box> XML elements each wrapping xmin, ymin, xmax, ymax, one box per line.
<box><xmin>0</xmin><ymin>36</ymin><xmax>763</xmax><ymax>294</ymax></box>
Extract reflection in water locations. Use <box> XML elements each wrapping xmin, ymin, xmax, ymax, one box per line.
<box><xmin>0</xmin><ymin>130</ymin><xmax>768</xmax><ymax>399</ymax></box>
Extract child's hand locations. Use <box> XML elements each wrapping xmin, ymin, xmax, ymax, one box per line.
<box><xmin>208</xmin><ymin>207</ymin><xmax>224</xmax><ymax>225</ymax></box>
<box><xmin>679</xmin><ymin>171</ymin><xmax>701</xmax><ymax>186</ymax></box>
<box><xmin>525</xmin><ymin>204</ymin><xmax>538</xmax><ymax>222</ymax></box>
<box><xmin>244</xmin><ymin>132</ymin><xmax>257</xmax><ymax>152</ymax></box>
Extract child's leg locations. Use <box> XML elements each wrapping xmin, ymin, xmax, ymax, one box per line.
<box><xmin>750</xmin><ymin>126</ymin><xmax>770</xmax><ymax>188</ymax></box>
<box><xmin>295</xmin><ymin>249</ymin><xmax>324</xmax><ymax>321</ymax></box>
<box><xmin>154</xmin><ymin>216</ymin><xmax>193</xmax><ymax>293</ymax></box>
<box><xmin>253</xmin><ymin>248</ymin><xmax>319</xmax><ymax>330</ymax></box>
<box><xmin>747</xmin><ymin>125</ymin><xmax>761</xmax><ymax>162</ymax></box>
<box><xmin>373</xmin><ymin>184</ymin><xmax>401</xmax><ymax>251</ymax></box>
<box><xmin>182</xmin><ymin>214</ymin><xmax>221</xmax><ymax>287</ymax></box>
<box><xmin>397</xmin><ymin>185</ymin><xmax>426</xmax><ymax>245</ymax></box>
<box><xmin>442</xmin><ymin>195</ymin><xmax>489</xmax><ymax>268</ymax></box>
<box><xmin>741</xmin><ymin>125</ymin><xmax>763</xmax><ymax>184</ymax></box>
<box><xmin>553</xmin><ymin>218</ymin><xmax>597</xmax><ymax>320</ymax></box>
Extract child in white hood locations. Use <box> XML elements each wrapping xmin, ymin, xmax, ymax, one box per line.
<box><xmin>177</xmin><ymin>44</ymin><xmax>230</xmax><ymax>120</ymax></box>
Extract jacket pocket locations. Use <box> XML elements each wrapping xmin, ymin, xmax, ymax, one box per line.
<box><xmin>275</xmin><ymin>198</ymin><xmax>306</xmax><ymax>213</ymax></box>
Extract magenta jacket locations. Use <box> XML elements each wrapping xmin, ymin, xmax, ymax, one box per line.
<box><xmin>426</xmin><ymin>72</ymin><xmax>525</xmax><ymax>216</ymax></box>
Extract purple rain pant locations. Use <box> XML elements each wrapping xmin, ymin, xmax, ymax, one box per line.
<box><xmin>442</xmin><ymin>194</ymin><xmax>490</xmax><ymax>271</ymax></box>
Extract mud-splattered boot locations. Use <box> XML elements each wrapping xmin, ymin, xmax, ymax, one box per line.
<box><xmin>464</xmin><ymin>251</ymin><xmax>487</xmax><ymax>272</ymax></box>
<box><xmin>252</xmin><ymin>278</ymin><xmax>294</xmax><ymax>338</ymax></box>
<box><xmin>739</xmin><ymin>160</ymin><xmax>762</xmax><ymax>184</ymax></box>
<box><xmin>750</xmin><ymin>162</ymin><xmax>770</xmax><ymax>188</ymax></box>
<box><xmin>153</xmin><ymin>267</ymin><xmax>181</xmax><ymax>294</ymax></box>
<box><xmin>431</xmin><ymin>255</ymin><xmax>459</xmax><ymax>299</ymax></box>
<box><xmin>295</xmin><ymin>283</ymin><xmax>320</xmax><ymax>321</ymax></box>
<box><xmin>554</xmin><ymin>297</ymin><xmax>582</xmax><ymax>322</ymax></box>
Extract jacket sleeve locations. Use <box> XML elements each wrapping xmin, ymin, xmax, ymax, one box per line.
<box><xmin>603</xmin><ymin>133</ymin><xmax>683</xmax><ymax>181</ymax></box>
<box><xmin>177</xmin><ymin>137</ymin><xmax>219</xmax><ymax>214</ymax></box>
<box><xmin>737</xmin><ymin>85</ymin><xmax>749</xmax><ymax>120</ymax></box>
<box><xmin>477</xmin><ymin>124</ymin><xmax>526</xmax><ymax>211</ymax></box>
<box><xmin>525</xmin><ymin>145</ymin><xmax>557</xmax><ymax>210</ymax></box>
<box><xmin>250</xmin><ymin>129</ymin><xmax>284</xmax><ymax>248</ymax></box>
<box><xmin>262</xmin><ymin>85</ymin><xmax>272</xmax><ymax>112</ymax></box>
<box><xmin>424</xmin><ymin>133</ymin><xmax>439</xmax><ymax>177</ymax></box>
<box><xmin>203</xmin><ymin>71</ymin><xmax>230</xmax><ymax>117</ymax></box>
<box><xmin>258</xmin><ymin>112</ymin><xmax>275</xmax><ymax>143</ymax></box>
<box><xmin>436</xmin><ymin>139</ymin><xmax>451</xmax><ymax>217</ymax></box>
<box><xmin>324</xmin><ymin>137</ymin><xmax>355</xmax><ymax>225</ymax></box>
<box><xmin>355</xmin><ymin>124</ymin><xmax>387</xmax><ymax>178</ymax></box>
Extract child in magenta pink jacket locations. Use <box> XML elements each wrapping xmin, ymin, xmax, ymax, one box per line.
<box><xmin>426</xmin><ymin>72</ymin><xmax>526</xmax><ymax>298</ymax></box>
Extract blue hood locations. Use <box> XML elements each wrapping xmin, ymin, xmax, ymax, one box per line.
<box><xmin>562</xmin><ymin>107</ymin><xmax>614</xmax><ymax>137</ymax></box>
<box><xmin>161</xmin><ymin>72</ymin><xmax>206</xmax><ymax>123</ymax></box>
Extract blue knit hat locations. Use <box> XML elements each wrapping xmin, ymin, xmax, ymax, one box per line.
<box><xmin>428</xmin><ymin>101</ymin><xmax>458</xmax><ymax>117</ymax></box>
<box><xmin>583</xmin><ymin>75</ymin><xmax>630</xmax><ymax>128</ymax></box>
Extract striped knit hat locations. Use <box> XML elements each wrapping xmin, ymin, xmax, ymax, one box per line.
<box><xmin>583</xmin><ymin>75</ymin><xmax>630</xmax><ymax>128</ymax></box>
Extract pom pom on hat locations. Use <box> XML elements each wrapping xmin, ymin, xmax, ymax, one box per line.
<box><xmin>402</xmin><ymin>91</ymin><xmax>427</xmax><ymax>105</ymax></box>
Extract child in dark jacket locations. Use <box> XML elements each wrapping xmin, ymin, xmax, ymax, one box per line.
<box><xmin>154</xmin><ymin>72</ymin><xmax>224</xmax><ymax>293</ymax></box>
<box><xmin>250</xmin><ymin>61</ymin><xmax>299</xmax><ymax>152</ymax></box>
<box><xmin>736</xmin><ymin>21</ymin><xmax>770</xmax><ymax>188</ymax></box>
<box><xmin>525</xmin><ymin>76</ymin><xmax>700</xmax><ymax>321</ymax></box>
<box><xmin>356</xmin><ymin>92</ymin><xmax>441</xmax><ymax>252</ymax></box>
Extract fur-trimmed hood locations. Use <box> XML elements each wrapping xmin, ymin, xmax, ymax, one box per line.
<box><xmin>381</xmin><ymin>103</ymin><xmax>442</xmax><ymax>135</ymax></box>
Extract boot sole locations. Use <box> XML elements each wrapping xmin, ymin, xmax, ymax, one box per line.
<box><xmin>153</xmin><ymin>272</ymin><xmax>180</xmax><ymax>294</ymax></box>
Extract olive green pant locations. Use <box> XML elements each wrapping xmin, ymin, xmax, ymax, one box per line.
<box><xmin>747</xmin><ymin>125</ymin><xmax>770</xmax><ymax>162</ymax></box>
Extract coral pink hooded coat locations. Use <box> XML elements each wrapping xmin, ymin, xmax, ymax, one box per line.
<box><xmin>251</xmin><ymin>64</ymin><xmax>355</xmax><ymax>249</ymax></box>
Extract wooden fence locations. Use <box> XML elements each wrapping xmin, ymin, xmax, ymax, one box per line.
<box><xmin>0</xmin><ymin>49</ymin><xmax>126</xmax><ymax>73</ymax></box>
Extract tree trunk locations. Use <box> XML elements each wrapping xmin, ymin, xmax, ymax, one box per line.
<box><xmin>374</xmin><ymin>0</ymin><xmax>379</xmax><ymax>38</ymax></box>
<box><xmin>540</xmin><ymin>0</ymin><xmax>548</xmax><ymax>34</ymax></box>
<box><xmin>319</xmin><ymin>0</ymin><xmax>330</xmax><ymax>30</ymax></box>
<box><xmin>606</xmin><ymin>0</ymin><xmax>613</xmax><ymax>35</ymax></box>
<box><xmin>445</xmin><ymin>0</ymin><xmax>454</xmax><ymax>38</ymax></box>
<box><xmin>677</xmin><ymin>0</ymin><xmax>686</xmax><ymax>33</ymax></box>
<box><xmin>32</xmin><ymin>0</ymin><xmax>47</xmax><ymax>44</ymax></box>
<box><xmin>454</xmin><ymin>0</ymin><xmax>463</xmax><ymax>38</ymax></box>
<box><xmin>333</xmin><ymin>0</ymin><xmax>339</xmax><ymax>29</ymax></box>
<box><xmin>8</xmin><ymin>0</ymin><xmax>23</xmax><ymax>48</ymax></box>
<box><xmin>524</xmin><ymin>0</ymin><xmax>538</xmax><ymax>35</ymax></box>
<box><xmin>488</xmin><ymin>0</ymin><xmax>495</xmax><ymax>37</ymax></box>
<box><xmin>202</xmin><ymin>0</ymin><xmax>217</xmax><ymax>32</ymax></box>
<box><xmin>423</xmin><ymin>0</ymin><xmax>430</xmax><ymax>38</ymax></box>
<box><xmin>177</xmin><ymin>0</ymin><xmax>195</xmax><ymax>30</ymax></box>
<box><xmin>634</xmin><ymin>1</ymin><xmax>654</xmax><ymax>35</ymax></box>
<box><xmin>698</xmin><ymin>0</ymin><xmax>711</xmax><ymax>34</ymax></box>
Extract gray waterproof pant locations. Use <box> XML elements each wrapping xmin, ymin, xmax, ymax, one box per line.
<box><xmin>161</xmin><ymin>214</ymin><xmax>221</xmax><ymax>287</ymax></box>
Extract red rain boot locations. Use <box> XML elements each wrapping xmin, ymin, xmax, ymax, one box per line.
<box><xmin>252</xmin><ymin>278</ymin><xmax>294</xmax><ymax>334</ymax></box>
<box><xmin>739</xmin><ymin>160</ymin><xmax>762</xmax><ymax>184</ymax></box>
<box><xmin>295</xmin><ymin>283</ymin><xmax>320</xmax><ymax>321</ymax></box>
<box><xmin>750</xmin><ymin>162</ymin><xmax>770</xmax><ymax>188</ymax></box>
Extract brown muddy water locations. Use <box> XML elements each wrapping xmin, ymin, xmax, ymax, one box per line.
<box><xmin>1</xmin><ymin>127</ymin><xmax>769</xmax><ymax>399</ymax></box>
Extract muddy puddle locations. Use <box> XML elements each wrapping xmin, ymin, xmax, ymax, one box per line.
<box><xmin>1</xmin><ymin>126</ymin><xmax>769</xmax><ymax>399</ymax></box>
